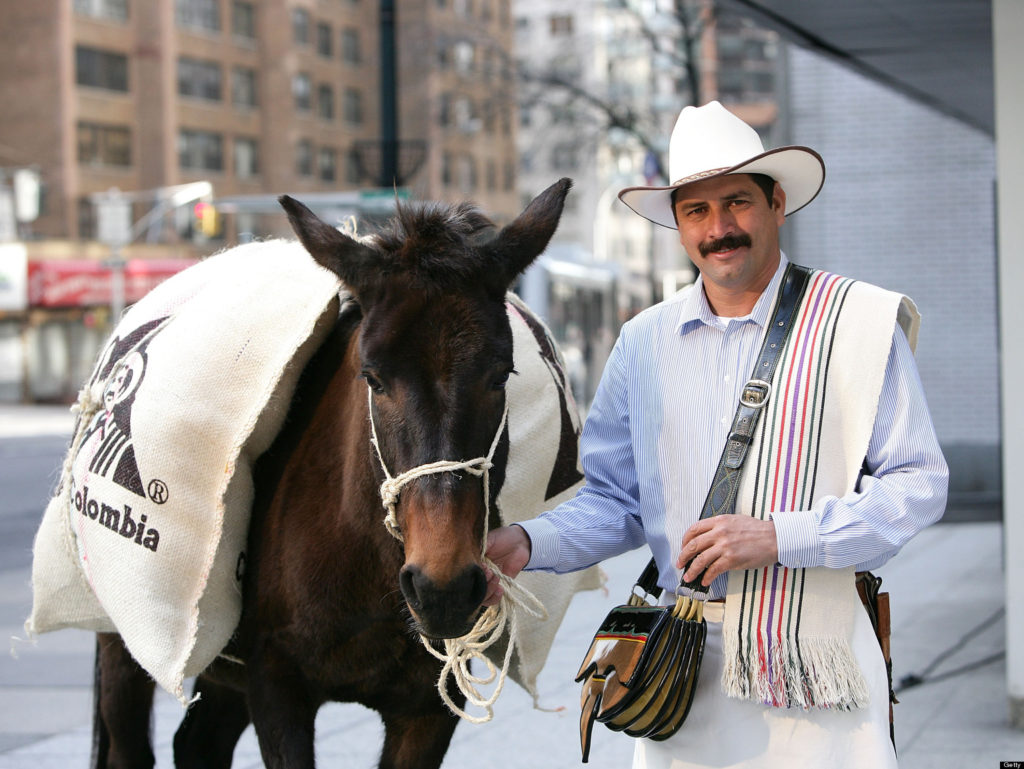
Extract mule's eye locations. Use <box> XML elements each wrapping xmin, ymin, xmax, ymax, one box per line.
<box><xmin>361</xmin><ymin>370</ymin><xmax>385</xmax><ymax>394</ymax></box>
<box><xmin>491</xmin><ymin>367</ymin><xmax>516</xmax><ymax>391</ymax></box>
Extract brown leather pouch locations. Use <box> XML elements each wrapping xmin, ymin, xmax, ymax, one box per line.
<box><xmin>856</xmin><ymin>571</ymin><xmax>896</xmax><ymax>748</ymax></box>
<box><xmin>574</xmin><ymin>596</ymin><xmax>706</xmax><ymax>762</ymax></box>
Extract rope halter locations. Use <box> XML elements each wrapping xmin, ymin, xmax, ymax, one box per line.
<box><xmin>366</xmin><ymin>385</ymin><xmax>547</xmax><ymax>723</ymax></box>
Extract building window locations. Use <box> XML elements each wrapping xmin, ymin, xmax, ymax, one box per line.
<box><xmin>341</xmin><ymin>28</ymin><xmax>361</xmax><ymax>64</ymax></box>
<box><xmin>296</xmin><ymin>139</ymin><xmax>314</xmax><ymax>176</ymax></box>
<box><xmin>483</xmin><ymin>99</ymin><xmax>496</xmax><ymax>132</ymax></box>
<box><xmin>457</xmin><ymin>154</ymin><xmax>477</xmax><ymax>193</ymax></box>
<box><xmin>293</xmin><ymin>73</ymin><xmax>312</xmax><ymax>111</ymax></box>
<box><xmin>78</xmin><ymin>197</ymin><xmax>97</xmax><ymax>240</ymax></box>
<box><xmin>178</xmin><ymin>57</ymin><xmax>222</xmax><ymax>101</ymax></box>
<box><xmin>318</xmin><ymin>148</ymin><xmax>336</xmax><ymax>182</ymax></box>
<box><xmin>439</xmin><ymin>92</ymin><xmax>452</xmax><ymax>127</ymax></box>
<box><xmin>232</xmin><ymin>1</ymin><xmax>256</xmax><ymax>39</ymax></box>
<box><xmin>481</xmin><ymin>47</ymin><xmax>495</xmax><ymax>82</ymax></box>
<box><xmin>549</xmin><ymin>14</ymin><xmax>573</xmax><ymax>35</ymax></box>
<box><xmin>317</xmin><ymin>84</ymin><xmax>334</xmax><ymax>120</ymax></box>
<box><xmin>77</xmin><ymin>122</ymin><xmax>131</xmax><ymax>167</ymax></box>
<box><xmin>343</xmin><ymin>88</ymin><xmax>363</xmax><ymax>125</ymax></box>
<box><xmin>179</xmin><ymin>129</ymin><xmax>224</xmax><ymax>171</ymax></box>
<box><xmin>176</xmin><ymin>0</ymin><xmax>220</xmax><ymax>32</ymax></box>
<box><xmin>486</xmin><ymin>159</ymin><xmax>496</xmax><ymax>191</ymax></box>
<box><xmin>231</xmin><ymin>67</ymin><xmax>257</xmax><ymax>108</ymax></box>
<box><xmin>716</xmin><ymin>67</ymin><xmax>775</xmax><ymax>103</ymax></box>
<box><xmin>75</xmin><ymin>46</ymin><xmax>128</xmax><ymax>92</ymax></box>
<box><xmin>453</xmin><ymin>41</ymin><xmax>475</xmax><ymax>75</ymax></box>
<box><xmin>441</xmin><ymin>153</ymin><xmax>453</xmax><ymax>186</ymax></box>
<box><xmin>74</xmin><ymin>0</ymin><xmax>128</xmax><ymax>22</ymax></box>
<box><xmin>437</xmin><ymin>42</ymin><xmax>452</xmax><ymax>70</ymax></box>
<box><xmin>316</xmin><ymin>22</ymin><xmax>333</xmax><ymax>57</ymax></box>
<box><xmin>346</xmin><ymin>148</ymin><xmax>361</xmax><ymax>184</ymax></box>
<box><xmin>504</xmin><ymin>158</ymin><xmax>515</xmax><ymax>191</ymax></box>
<box><xmin>454</xmin><ymin>97</ymin><xmax>478</xmax><ymax>133</ymax></box>
<box><xmin>234</xmin><ymin>137</ymin><xmax>260</xmax><ymax>178</ymax></box>
<box><xmin>292</xmin><ymin>8</ymin><xmax>310</xmax><ymax>45</ymax></box>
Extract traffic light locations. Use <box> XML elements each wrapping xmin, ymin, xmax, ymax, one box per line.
<box><xmin>193</xmin><ymin>200</ymin><xmax>221</xmax><ymax>237</ymax></box>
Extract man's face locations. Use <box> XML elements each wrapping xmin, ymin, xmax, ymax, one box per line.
<box><xmin>672</xmin><ymin>173</ymin><xmax>786</xmax><ymax>298</ymax></box>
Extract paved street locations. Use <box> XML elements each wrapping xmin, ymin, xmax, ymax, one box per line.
<box><xmin>1</xmin><ymin>403</ymin><xmax>1022</xmax><ymax>768</ymax></box>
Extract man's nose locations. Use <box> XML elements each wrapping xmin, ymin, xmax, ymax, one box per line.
<box><xmin>706</xmin><ymin>205</ymin><xmax>737</xmax><ymax>237</ymax></box>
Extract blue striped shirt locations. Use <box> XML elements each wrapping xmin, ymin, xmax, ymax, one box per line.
<box><xmin>519</xmin><ymin>255</ymin><xmax>949</xmax><ymax>599</ymax></box>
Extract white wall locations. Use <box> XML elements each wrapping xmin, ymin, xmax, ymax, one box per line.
<box><xmin>784</xmin><ymin>44</ymin><xmax>999</xmax><ymax>500</ymax></box>
<box><xmin>994</xmin><ymin>0</ymin><xmax>1024</xmax><ymax>729</ymax></box>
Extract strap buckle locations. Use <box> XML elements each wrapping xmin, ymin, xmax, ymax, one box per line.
<box><xmin>740</xmin><ymin>379</ymin><xmax>772</xmax><ymax>409</ymax></box>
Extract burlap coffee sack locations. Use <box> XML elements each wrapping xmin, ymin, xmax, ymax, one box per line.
<box><xmin>27</xmin><ymin>239</ymin><xmax>342</xmax><ymax>702</ymax></box>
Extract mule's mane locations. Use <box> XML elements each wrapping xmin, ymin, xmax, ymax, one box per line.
<box><xmin>367</xmin><ymin>200</ymin><xmax>500</xmax><ymax>288</ymax></box>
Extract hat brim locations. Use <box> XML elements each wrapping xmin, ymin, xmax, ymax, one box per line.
<box><xmin>618</xmin><ymin>146</ymin><xmax>825</xmax><ymax>229</ymax></box>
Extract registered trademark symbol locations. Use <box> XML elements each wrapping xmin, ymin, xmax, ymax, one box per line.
<box><xmin>147</xmin><ymin>479</ymin><xmax>169</xmax><ymax>504</ymax></box>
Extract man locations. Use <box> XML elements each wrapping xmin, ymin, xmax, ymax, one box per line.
<box><xmin>484</xmin><ymin>101</ymin><xmax>947</xmax><ymax>768</ymax></box>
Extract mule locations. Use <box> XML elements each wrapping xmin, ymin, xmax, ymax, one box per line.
<box><xmin>90</xmin><ymin>178</ymin><xmax>573</xmax><ymax>769</ymax></box>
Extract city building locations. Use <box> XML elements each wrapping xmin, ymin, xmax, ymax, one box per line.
<box><xmin>0</xmin><ymin>0</ymin><xmax>520</xmax><ymax>402</ymax></box>
<box><xmin>513</xmin><ymin>0</ymin><xmax>781</xmax><ymax>403</ymax></box>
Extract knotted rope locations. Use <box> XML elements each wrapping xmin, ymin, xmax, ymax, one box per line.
<box><xmin>367</xmin><ymin>386</ymin><xmax>548</xmax><ymax>723</ymax></box>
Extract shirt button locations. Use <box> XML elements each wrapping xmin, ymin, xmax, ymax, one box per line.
<box><xmin>724</xmin><ymin>374</ymin><xmax>731</xmax><ymax>382</ymax></box>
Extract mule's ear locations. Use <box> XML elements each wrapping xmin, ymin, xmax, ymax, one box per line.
<box><xmin>485</xmin><ymin>178</ymin><xmax>572</xmax><ymax>288</ymax></box>
<box><xmin>279</xmin><ymin>195</ymin><xmax>377</xmax><ymax>288</ymax></box>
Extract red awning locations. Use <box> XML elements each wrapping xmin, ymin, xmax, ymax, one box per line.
<box><xmin>27</xmin><ymin>258</ymin><xmax>198</xmax><ymax>308</ymax></box>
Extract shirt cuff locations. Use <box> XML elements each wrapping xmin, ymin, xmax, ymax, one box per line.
<box><xmin>770</xmin><ymin>509</ymin><xmax>821</xmax><ymax>569</ymax></box>
<box><xmin>516</xmin><ymin>517</ymin><xmax>562</xmax><ymax>571</ymax></box>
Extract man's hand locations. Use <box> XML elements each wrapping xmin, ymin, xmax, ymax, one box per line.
<box><xmin>482</xmin><ymin>525</ymin><xmax>532</xmax><ymax>606</ymax></box>
<box><xmin>676</xmin><ymin>516</ymin><xmax>779</xmax><ymax>587</ymax></box>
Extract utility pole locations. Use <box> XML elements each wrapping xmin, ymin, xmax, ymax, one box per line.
<box><xmin>379</xmin><ymin>0</ymin><xmax>398</xmax><ymax>188</ymax></box>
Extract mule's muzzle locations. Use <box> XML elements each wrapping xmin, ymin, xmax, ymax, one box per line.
<box><xmin>399</xmin><ymin>562</ymin><xmax>487</xmax><ymax>639</ymax></box>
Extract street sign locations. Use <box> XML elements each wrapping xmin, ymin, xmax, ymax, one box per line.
<box><xmin>0</xmin><ymin>243</ymin><xmax>28</xmax><ymax>311</ymax></box>
<box><xmin>0</xmin><ymin>189</ymin><xmax>15</xmax><ymax>243</ymax></box>
<box><xmin>12</xmin><ymin>168</ymin><xmax>40</xmax><ymax>223</ymax></box>
<box><xmin>95</xmin><ymin>191</ymin><xmax>132</xmax><ymax>248</ymax></box>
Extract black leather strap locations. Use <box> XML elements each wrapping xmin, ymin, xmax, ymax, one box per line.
<box><xmin>632</xmin><ymin>263</ymin><xmax>812</xmax><ymax>600</ymax></box>
<box><xmin>696</xmin><ymin>263</ymin><xmax>810</xmax><ymax>522</ymax></box>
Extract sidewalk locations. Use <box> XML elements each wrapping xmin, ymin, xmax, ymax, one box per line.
<box><xmin>2</xmin><ymin>404</ymin><xmax>1021</xmax><ymax>768</ymax></box>
<box><xmin>0</xmin><ymin>403</ymin><xmax>77</xmax><ymax>438</ymax></box>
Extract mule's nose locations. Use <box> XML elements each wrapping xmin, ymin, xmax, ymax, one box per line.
<box><xmin>399</xmin><ymin>563</ymin><xmax>487</xmax><ymax>638</ymax></box>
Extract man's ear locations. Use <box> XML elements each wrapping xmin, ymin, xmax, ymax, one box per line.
<box><xmin>772</xmin><ymin>183</ymin><xmax>787</xmax><ymax>221</ymax></box>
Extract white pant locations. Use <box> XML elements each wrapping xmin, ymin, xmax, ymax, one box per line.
<box><xmin>633</xmin><ymin>601</ymin><xmax>897</xmax><ymax>769</ymax></box>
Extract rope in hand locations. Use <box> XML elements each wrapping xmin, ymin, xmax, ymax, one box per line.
<box><xmin>367</xmin><ymin>386</ymin><xmax>548</xmax><ymax>723</ymax></box>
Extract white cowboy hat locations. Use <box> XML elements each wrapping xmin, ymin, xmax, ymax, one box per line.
<box><xmin>618</xmin><ymin>101</ymin><xmax>825</xmax><ymax>229</ymax></box>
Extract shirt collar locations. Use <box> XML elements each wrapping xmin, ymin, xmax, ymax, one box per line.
<box><xmin>675</xmin><ymin>253</ymin><xmax>790</xmax><ymax>335</ymax></box>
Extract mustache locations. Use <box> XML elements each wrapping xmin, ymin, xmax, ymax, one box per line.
<box><xmin>699</xmin><ymin>232</ymin><xmax>752</xmax><ymax>257</ymax></box>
